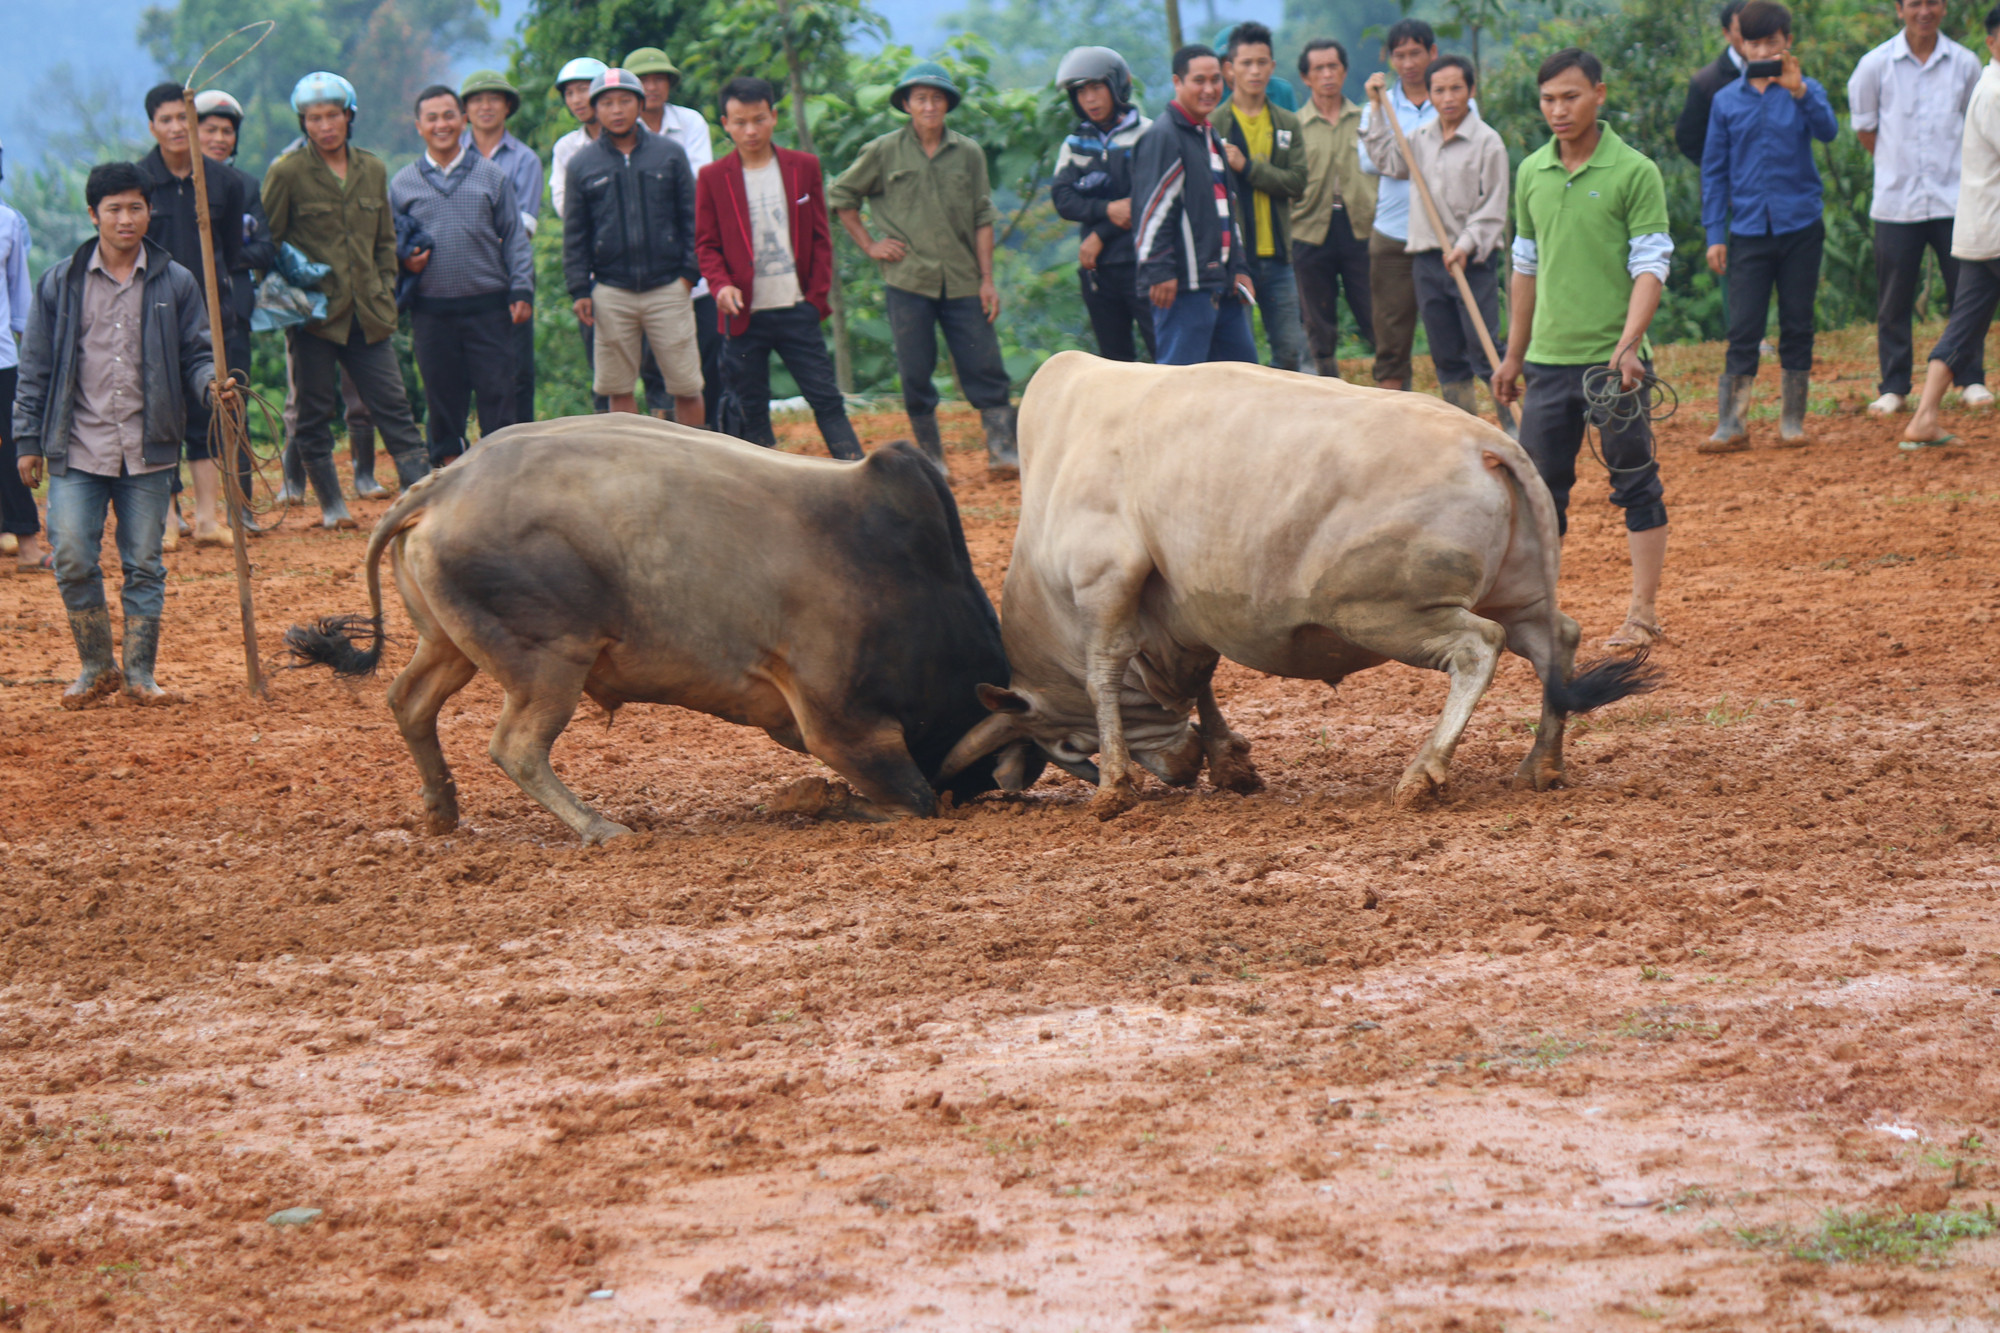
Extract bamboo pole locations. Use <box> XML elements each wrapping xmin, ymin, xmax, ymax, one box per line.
<box><xmin>184</xmin><ymin>86</ymin><xmax>267</xmax><ymax>698</ymax></box>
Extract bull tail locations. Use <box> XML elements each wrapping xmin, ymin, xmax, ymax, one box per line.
<box><xmin>1484</xmin><ymin>441</ymin><xmax>1664</xmax><ymax>716</ymax></box>
<box><xmin>284</xmin><ymin>475</ymin><xmax>438</xmax><ymax>677</ymax></box>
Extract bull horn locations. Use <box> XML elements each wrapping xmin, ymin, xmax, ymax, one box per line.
<box><xmin>938</xmin><ymin>712</ymin><xmax>1021</xmax><ymax>779</ymax></box>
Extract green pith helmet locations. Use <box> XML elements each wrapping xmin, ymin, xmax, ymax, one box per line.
<box><xmin>891</xmin><ymin>61</ymin><xmax>962</xmax><ymax>113</ymax></box>
<box><xmin>622</xmin><ymin>47</ymin><xmax>683</xmax><ymax>91</ymax></box>
<box><xmin>459</xmin><ymin>69</ymin><xmax>521</xmax><ymax>116</ymax></box>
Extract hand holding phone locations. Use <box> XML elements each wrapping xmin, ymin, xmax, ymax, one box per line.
<box><xmin>1745</xmin><ymin>58</ymin><xmax>1782</xmax><ymax>78</ymax></box>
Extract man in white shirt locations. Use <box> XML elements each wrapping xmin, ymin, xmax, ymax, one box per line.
<box><xmin>548</xmin><ymin>57</ymin><xmax>610</xmax><ymax>409</ymax></box>
<box><xmin>625</xmin><ymin>46</ymin><xmax>721</xmax><ymax>425</ymax></box>
<box><xmin>1850</xmin><ymin>0</ymin><xmax>1988</xmax><ymax>414</ymax></box>
<box><xmin>1901</xmin><ymin>5</ymin><xmax>2000</xmax><ymax>447</ymax></box>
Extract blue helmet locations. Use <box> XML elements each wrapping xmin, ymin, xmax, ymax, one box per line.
<box><xmin>290</xmin><ymin>71</ymin><xmax>357</xmax><ymax>115</ymax></box>
<box><xmin>556</xmin><ymin>57</ymin><xmax>608</xmax><ymax>91</ymax></box>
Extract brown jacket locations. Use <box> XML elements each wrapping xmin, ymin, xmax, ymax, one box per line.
<box><xmin>1292</xmin><ymin>97</ymin><xmax>1377</xmax><ymax>246</ymax></box>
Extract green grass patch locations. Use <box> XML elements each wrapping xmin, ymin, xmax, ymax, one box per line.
<box><xmin>1737</xmin><ymin>1206</ymin><xmax>1997</xmax><ymax>1267</ymax></box>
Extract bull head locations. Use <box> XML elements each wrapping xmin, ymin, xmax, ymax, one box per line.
<box><xmin>938</xmin><ymin>684</ymin><xmax>1104</xmax><ymax>787</ymax></box>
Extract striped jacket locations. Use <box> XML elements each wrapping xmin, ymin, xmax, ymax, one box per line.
<box><xmin>1131</xmin><ymin>101</ymin><xmax>1249</xmax><ymax>294</ymax></box>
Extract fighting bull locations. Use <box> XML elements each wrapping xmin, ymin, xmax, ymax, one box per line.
<box><xmin>941</xmin><ymin>352</ymin><xmax>1660</xmax><ymax>817</ymax></box>
<box><xmin>288</xmin><ymin>417</ymin><xmax>1040</xmax><ymax>843</ymax></box>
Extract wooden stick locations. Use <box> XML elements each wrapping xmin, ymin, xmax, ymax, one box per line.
<box><xmin>1369</xmin><ymin>85</ymin><xmax>1504</xmax><ymax>377</ymax></box>
<box><xmin>184</xmin><ymin>89</ymin><xmax>267</xmax><ymax>698</ymax></box>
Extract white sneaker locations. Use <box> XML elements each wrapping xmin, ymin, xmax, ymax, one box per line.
<box><xmin>1866</xmin><ymin>392</ymin><xmax>1905</xmax><ymax>416</ymax></box>
<box><xmin>1960</xmin><ymin>384</ymin><xmax>1995</xmax><ymax>408</ymax></box>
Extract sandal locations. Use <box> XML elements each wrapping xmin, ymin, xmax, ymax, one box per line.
<box><xmin>1898</xmin><ymin>434</ymin><xmax>1957</xmax><ymax>451</ymax></box>
<box><xmin>1603</xmin><ymin>618</ymin><xmax>1663</xmax><ymax>651</ymax></box>
<box><xmin>15</xmin><ymin>551</ymin><xmax>53</xmax><ymax>574</ymax></box>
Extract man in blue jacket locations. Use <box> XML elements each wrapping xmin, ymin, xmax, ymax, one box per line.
<box><xmin>1132</xmin><ymin>45</ymin><xmax>1256</xmax><ymax>365</ymax></box>
<box><xmin>1700</xmin><ymin>0</ymin><xmax>1838</xmax><ymax>450</ymax></box>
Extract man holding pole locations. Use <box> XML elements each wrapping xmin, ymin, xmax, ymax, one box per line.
<box><xmin>13</xmin><ymin>162</ymin><xmax>240</xmax><ymax>707</ymax></box>
<box><xmin>1363</xmin><ymin>55</ymin><xmax>1511</xmax><ymax>428</ymax></box>
<box><xmin>1492</xmin><ymin>48</ymin><xmax>1673</xmax><ymax>652</ymax></box>
<box><xmin>1356</xmin><ymin>19</ymin><xmax>1443</xmax><ymax>391</ymax></box>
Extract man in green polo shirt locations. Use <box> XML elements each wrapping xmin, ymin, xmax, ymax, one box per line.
<box><xmin>1492</xmin><ymin>48</ymin><xmax>1673</xmax><ymax>653</ymax></box>
<box><xmin>829</xmin><ymin>62</ymin><xmax>1016</xmax><ymax>476</ymax></box>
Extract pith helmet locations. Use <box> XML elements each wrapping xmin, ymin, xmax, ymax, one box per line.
<box><xmin>459</xmin><ymin>69</ymin><xmax>521</xmax><ymax>116</ymax></box>
<box><xmin>891</xmin><ymin>61</ymin><xmax>962</xmax><ymax>113</ymax></box>
<box><xmin>622</xmin><ymin>47</ymin><xmax>682</xmax><ymax>90</ymax></box>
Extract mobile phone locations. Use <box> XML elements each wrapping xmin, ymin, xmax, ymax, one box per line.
<box><xmin>1745</xmin><ymin>58</ymin><xmax>1783</xmax><ymax>78</ymax></box>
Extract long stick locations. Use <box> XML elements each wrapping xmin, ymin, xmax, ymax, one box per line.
<box><xmin>1369</xmin><ymin>85</ymin><xmax>1504</xmax><ymax>376</ymax></box>
<box><xmin>184</xmin><ymin>87</ymin><xmax>267</xmax><ymax>698</ymax></box>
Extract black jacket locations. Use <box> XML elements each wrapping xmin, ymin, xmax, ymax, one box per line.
<box><xmin>561</xmin><ymin>125</ymin><xmax>699</xmax><ymax>298</ymax></box>
<box><xmin>137</xmin><ymin>146</ymin><xmax>246</xmax><ymax>332</ymax></box>
<box><xmin>1675</xmin><ymin>49</ymin><xmax>1744</xmax><ymax>166</ymax></box>
<box><xmin>1051</xmin><ymin>108</ymin><xmax>1149</xmax><ymax>270</ymax></box>
<box><xmin>12</xmin><ymin>237</ymin><xmax>216</xmax><ymax>476</ymax></box>
<box><xmin>215</xmin><ymin>157</ymin><xmax>276</xmax><ymax>338</ymax></box>
<box><xmin>1131</xmin><ymin>101</ymin><xmax>1250</xmax><ymax>295</ymax></box>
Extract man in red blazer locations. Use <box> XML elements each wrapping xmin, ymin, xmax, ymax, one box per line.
<box><xmin>696</xmin><ymin>77</ymin><xmax>863</xmax><ymax>459</ymax></box>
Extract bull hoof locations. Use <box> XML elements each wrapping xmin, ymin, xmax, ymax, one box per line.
<box><xmin>1206</xmin><ymin>738</ymin><xmax>1265</xmax><ymax>794</ymax></box>
<box><xmin>581</xmin><ymin>818</ymin><xmax>634</xmax><ymax>846</ymax></box>
<box><xmin>1512</xmin><ymin>759</ymin><xmax>1567</xmax><ymax>793</ymax></box>
<box><xmin>1392</xmin><ymin>771</ymin><xmax>1444</xmax><ymax>810</ymax></box>
<box><xmin>425</xmin><ymin>809</ymin><xmax>459</xmax><ymax>836</ymax></box>
<box><xmin>1088</xmin><ymin>780</ymin><xmax>1140</xmax><ymax>822</ymax></box>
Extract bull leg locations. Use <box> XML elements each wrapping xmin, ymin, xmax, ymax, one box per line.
<box><xmin>1085</xmin><ymin>643</ymin><xmax>1143</xmax><ymax>819</ymax></box>
<box><xmin>1500</xmin><ymin>606</ymin><xmax>1581</xmax><ymax>792</ymax></box>
<box><xmin>386</xmin><ymin>633</ymin><xmax>479</xmax><ymax>835</ymax></box>
<box><xmin>487</xmin><ymin>670</ymin><xmax>631</xmax><ymax>845</ymax></box>
<box><xmin>1339</xmin><ymin>607</ymin><xmax>1504</xmax><ymax>809</ymax></box>
<box><xmin>1195</xmin><ymin>679</ymin><xmax>1263</xmax><ymax>795</ymax></box>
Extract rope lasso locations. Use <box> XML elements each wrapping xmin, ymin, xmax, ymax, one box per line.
<box><xmin>1579</xmin><ymin>339</ymin><xmax>1675</xmax><ymax>476</ymax></box>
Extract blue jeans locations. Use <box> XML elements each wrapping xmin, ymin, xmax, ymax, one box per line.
<box><xmin>1244</xmin><ymin>255</ymin><xmax>1303</xmax><ymax>371</ymax></box>
<box><xmin>1153</xmin><ymin>288</ymin><xmax>1259</xmax><ymax>366</ymax></box>
<box><xmin>48</xmin><ymin>468</ymin><xmax>173</xmax><ymax>619</ymax></box>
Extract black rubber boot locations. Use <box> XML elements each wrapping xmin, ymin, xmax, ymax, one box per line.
<box><xmin>351</xmin><ymin>418</ymin><xmax>386</xmax><ymax>497</ymax></box>
<box><xmin>1439</xmin><ymin>379</ymin><xmax>1478</xmax><ymax>416</ymax></box>
<box><xmin>61</xmin><ymin>607</ymin><xmax>122</xmax><ymax>710</ymax></box>
<box><xmin>280</xmin><ymin>440</ymin><xmax>308</xmax><ymax>505</ymax></box>
<box><xmin>391</xmin><ymin>448</ymin><xmax>433</xmax><ymax>491</ymax></box>
<box><xmin>981</xmin><ymin>405</ymin><xmax>1020</xmax><ymax>478</ymax></box>
<box><xmin>120</xmin><ymin>616</ymin><xmax>180</xmax><ymax>705</ymax></box>
<box><xmin>1314</xmin><ymin>355</ymin><xmax>1343</xmax><ymax>380</ymax></box>
<box><xmin>303</xmin><ymin>453</ymin><xmax>357</xmax><ymax>530</ymax></box>
<box><xmin>909</xmin><ymin>411</ymin><xmax>946</xmax><ymax>469</ymax></box>
<box><xmin>819</xmin><ymin>413</ymin><xmax>865</xmax><ymax>462</ymax></box>
<box><xmin>1778</xmin><ymin>369</ymin><xmax>1812</xmax><ymax>447</ymax></box>
<box><xmin>1700</xmin><ymin>373</ymin><xmax>1753</xmax><ymax>454</ymax></box>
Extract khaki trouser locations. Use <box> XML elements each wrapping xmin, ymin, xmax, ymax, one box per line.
<box><xmin>1368</xmin><ymin>230</ymin><xmax>1417</xmax><ymax>386</ymax></box>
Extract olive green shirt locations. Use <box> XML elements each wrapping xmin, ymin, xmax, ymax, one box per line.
<box><xmin>262</xmin><ymin>143</ymin><xmax>400</xmax><ymax>346</ymax></box>
<box><xmin>827</xmin><ymin>125</ymin><xmax>999</xmax><ymax>299</ymax></box>
<box><xmin>1292</xmin><ymin>97</ymin><xmax>1376</xmax><ymax>246</ymax></box>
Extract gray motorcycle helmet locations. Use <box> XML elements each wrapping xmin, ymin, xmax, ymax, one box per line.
<box><xmin>1055</xmin><ymin>46</ymin><xmax>1134</xmax><ymax>118</ymax></box>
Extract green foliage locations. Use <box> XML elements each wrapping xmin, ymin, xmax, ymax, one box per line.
<box><xmin>937</xmin><ymin>0</ymin><xmax>1171</xmax><ymax>100</ymax></box>
<box><xmin>1736</xmin><ymin>1206</ymin><xmax>1998</xmax><ymax>1267</ymax></box>
<box><xmin>8</xmin><ymin>71</ymin><xmax>149</xmax><ymax>273</ymax></box>
<box><xmin>140</xmin><ymin>0</ymin><xmax>492</xmax><ymax>169</ymax></box>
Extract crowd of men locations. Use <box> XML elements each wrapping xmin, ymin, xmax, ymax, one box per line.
<box><xmin>3</xmin><ymin>2</ymin><xmax>2000</xmax><ymax>704</ymax></box>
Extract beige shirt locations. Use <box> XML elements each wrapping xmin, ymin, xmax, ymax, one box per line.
<box><xmin>1954</xmin><ymin>60</ymin><xmax>2000</xmax><ymax>261</ymax></box>
<box><xmin>68</xmin><ymin>246</ymin><xmax>165</xmax><ymax>477</ymax></box>
<box><xmin>1360</xmin><ymin>105</ymin><xmax>1509</xmax><ymax>261</ymax></box>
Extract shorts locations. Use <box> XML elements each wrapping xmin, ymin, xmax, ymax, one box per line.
<box><xmin>590</xmin><ymin>281</ymin><xmax>702</xmax><ymax>398</ymax></box>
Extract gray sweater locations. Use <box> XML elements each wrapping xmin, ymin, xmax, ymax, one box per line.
<box><xmin>388</xmin><ymin>149</ymin><xmax>534</xmax><ymax>313</ymax></box>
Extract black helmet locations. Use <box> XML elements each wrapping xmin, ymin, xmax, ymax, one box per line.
<box><xmin>1055</xmin><ymin>46</ymin><xmax>1133</xmax><ymax>115</ymax></box>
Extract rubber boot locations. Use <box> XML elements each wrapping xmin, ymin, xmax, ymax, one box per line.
<box><xmin>1313</xmin><ymin>355</ymin><xmax>1343</xmax><ymax>380</ymax></box>
<box><xmin>1495</xmin><ymin>398</ymin><xmax>1519</xmax><ymax>441</ymax></box>
<box><xmin>280</xmin><ymin>440</ymin><xmax>308</xmax><ymax>505</ymax></box>
<box><xmin>981</xmin><ymin>405</ymin><xmax>1021</xmax><ymax>479</ymax></box>
<box><xmin>303</xmin><ymin>453</ymin><xmax>358</xmax><ymax>530</ymax></box>
<box><xmin>391</xmin><ymin>447</ymin><xmax>432</xmax><ymax>491</ymax></box>
<box><xmin>120</xmin><ymin>616</ymin><xmax>180</xmax><ymax>705</ymax></box>
<box><xmin>909</xmin><ymin>411</ymin><xmax>946</xmax><ymax>470</ymax></box>
<box><xmin>1699</xmin><ymin>373</ymin><xmax>1753</xmax><ymax>454</ymax></box>
<box><xmin>61</xmin><ymin>607</ymin><xmax>122</xmax><ymax>710</ymax></box>
<box><xmin>1439</xmin><ymin>379</ymin><xmax>1478</xmax><ymax>416</ymax></box>
<box><xmin>1777</xmin><ymin>369</ymin><xmax>1812</xmax><ymax>447</ymax></box>
<box><xmin>819</xmin><ymin>414</ymin><xmax>865</xmax><ymax>462</ymax></box>
<box><xmin>350</xmin><ymin>420</ymin><xmax>386</xmax><ymax>497</ymax></box>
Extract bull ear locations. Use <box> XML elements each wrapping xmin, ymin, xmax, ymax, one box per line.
<box><xmin>976</xmin><ymin>683</ymin><xmax>1032</xmax><ymax>714</ymax></box>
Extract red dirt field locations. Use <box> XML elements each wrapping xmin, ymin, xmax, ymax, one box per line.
<box><xmin>4</xmin><ymin>353</ymin><xmax>2000</xmax><ymax>1333</ymax></box>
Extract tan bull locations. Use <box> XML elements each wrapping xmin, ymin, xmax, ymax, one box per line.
<box><xmin>943</xmin><ymin>352</ymin><xmax>1659</xmax><ymax>817</ymax></box>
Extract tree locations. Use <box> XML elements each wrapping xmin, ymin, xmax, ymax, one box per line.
<box><xmin>940</xmin><ymin>0</ymin><xmax>1171</xmax><ymax>103</ymax></box>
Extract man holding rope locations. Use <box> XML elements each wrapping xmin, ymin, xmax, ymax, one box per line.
<box><xmin>1492</xmin><ymin>48</ymin><xmax>1672</xmax><ymax>653</ymax></box>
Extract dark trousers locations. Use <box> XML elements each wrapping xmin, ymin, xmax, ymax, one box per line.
<box><xmin>1368</xmin><ymin>229</ymin><xmax>1417</xmax><ymax>384</ymax></box>
<box><xmin>1293</xmin><ymin>211</ymin><xmax>1373</xmax><ymax>369</ymax></box>
<box><xmin>885</xmin><ymin>288</ymin><xmax>1012</xmax><ymax>415</ymax></box>
<box><xmin>694</xmin><ymin>293</ymin><xmax>721</xmax><ymax>424</ymax></box>
<box><xmin>1518</xmin><ymin>360</ymin><xmax>1667</xmax><ymax>537</ymax></box>
<box><xmin>0</xmin><ymin>367</ymin><xmax>38</xmax><ymax>537</ymax></box>
<box><xmin>411</xmin><ymin>304</ymin><xmax>519</xmax><ymax>465</ymax></box>
<box><xmin>1080</xmin><ymin>262</ymin><xmax>1156</xmax><ymax>362</ymax></box>
<box><xmin>1927</xmin><ymin>257</ymin><xmax>2000</xmax><ymax>385</ymax></box>
<box><xmin>1726</xmin><ymin>220</ymin><xmax>1823</xmax><ymax>377</ymax></box>
<box><xmin>721</xmin><ymin>302</ymin><xmax>853</xmax><ymax>447</ymax></box>
<box><xmin>293</xmin><ymin>323</ymin><xmax>426</xmax><ymax>467</ymax></box>
<box><xmin>1876</xmin><ymin>217</ymin><xmax>1978</xmax><ymax>395</ymax></box>
<box><xmin>512</xmin><ymin>316</ymin><xmax>536</xmax><ymax>422</ymax></box>
<box><xmin>1413</xmin><ymin>250</ymin><xmax>1503</xmax><ymax>384</ymax></box>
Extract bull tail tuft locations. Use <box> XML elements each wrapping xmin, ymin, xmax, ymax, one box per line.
<box><xmin>1544</xmin><ymin>647</ymin><xmax>1662</xmax><ymax>716</ymax></box>
<box><xmin>285</xmin><ymin>614</ymin><xmax>386</xmax><ymax>677</ymax></box>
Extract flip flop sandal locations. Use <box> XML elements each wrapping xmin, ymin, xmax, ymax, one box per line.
<box><xmin>1602</xmin><ymin>619</ymin><xmax>1663</xmax><ymax>651</ymax></box>
<box><xmin>16</xmin><ymin>551</ymin><xmax>53</xmax><ymax>574</ymax></box>
<box><xmin>1898</xmin><ymin>434</ymin><xmax>1958</xmax><ymax>451</ymax></box>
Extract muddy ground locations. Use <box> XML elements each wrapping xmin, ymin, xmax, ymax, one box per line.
<box><xmin>3</xmin><ymin>346</ymin><xmax>2000</xmax><ymax>1332</ymax></box>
